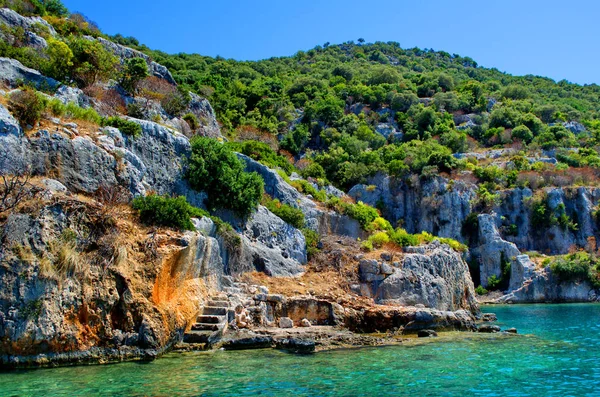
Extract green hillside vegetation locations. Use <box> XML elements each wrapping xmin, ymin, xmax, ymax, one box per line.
<box><xmin>132</xmin><ymin>41</ymin><xmax>600</xmax><ymax>191</ymax></box>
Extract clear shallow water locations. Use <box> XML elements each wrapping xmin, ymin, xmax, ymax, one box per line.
<box><xmin>1</xmin><ymin>304</ymin><xmax>599</xmax><ymax>396</ymax></box>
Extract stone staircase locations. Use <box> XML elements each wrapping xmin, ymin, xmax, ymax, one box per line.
<box><xmin>183</xmin><ymin>295</ymin><xmax>231</xmax><ymax>345</ymax></box>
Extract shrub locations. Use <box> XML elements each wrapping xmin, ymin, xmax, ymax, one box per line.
<box><xmin>390</xmin><ymin>228</ymin><xmax>419</xmax><ymax>247</ymax></box>
<box><xmin>361</xmin><ymin>240</ymin><xmax>374</xmax><ymax>252</ymax></box>
<box><xmin>119</xmin><ymin>57</ymin><xmax>149</xmax><ymax>96</ymax></box>
<box><xmin>326</xmin><ymin>198</ymin><xmax>379</xmax><ymax>229</ymax></box>
<box><xmin>46</xmin><ymin>98</ymin><xmax>102</xmax><ymax>123</ymax></box>
<box><xmin>228</xmin><ymin>140</ymin><xmax>295</xmax><ymax>175</ymax></box>
<box><xmin>475</xmin><ymin>285</ymin><xmax>488</xmax><ymax>295</ymax></box>
<box><xmin>487</xmin><ymin>275</ymin><xmax>502</xmax><ymax>290</ymax></box>
<box><xmin>162</xmin><ymin>86</ymin><xmax>191</xmax><ymax>116</ymax></box>
<box><xmin>101</xmin><ymin>117</ymin><xmax>142</xmax><ymax>138</ymax></box>
<box><xmin>302</xmin><ymin>228</ymin><xmax>321</xmax><ymax>258</ymax></box>
<box><xmin>263</xmin><ymin>197</ymin><xmax>305</xmax><ymax>228</ymax></box>
<box><xmin>183</xmin><ymin>113</ymin><xmax>199</xmax><ymax>130</ymax></box>
<box><xmin>187</xmin><ymin>137</ymin><xmax>264</xmax><ymax>217</ymax></box>
<box><xmin>512</xmin><ymin>125</ymin><xmax>534</xmax><ymax>144</ymax></box>
<box><xmin>8</xmin><ymin>87</ymin><xmax>45</xmax><ymax>127</ymax></box>
<box><xmin>368</xmin><ymin>231</ymin><xmax>390</xmax><ymax>248</ymax></box>
<box><xmin>291</xmin><ymin>179</ymin><xmax>327</xmax><ymax>202</ymax></box>
<box><xmin>131</xmin><ymin>194</ymin><xmax>203</xmax><ymax>231</ymax></box>
<box><xmin>549</xmin><ymin>252</ymin><xmax>600</xmax><ymax>288</ymax></box>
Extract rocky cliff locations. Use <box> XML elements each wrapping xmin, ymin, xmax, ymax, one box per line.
<box><xmin>349</xmin><ymin>172</ymin><xmax>600</xmax><ymax>300</ymax></box>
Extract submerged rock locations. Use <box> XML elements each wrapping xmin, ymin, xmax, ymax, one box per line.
<box><xmin>477</xmin><ymin>325</ymin><xmax>501</xmax><ymax>333</ymax></box>
<box><xmin>417</xmin><ymin>330</ymin><xmax>438</xmax><ymax>338</ymax></box>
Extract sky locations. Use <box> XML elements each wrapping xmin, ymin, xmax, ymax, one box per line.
<box><xmin>61</xmin><ymin>0</ymin><xmax>599</xmax><ymax>85</ymax></box>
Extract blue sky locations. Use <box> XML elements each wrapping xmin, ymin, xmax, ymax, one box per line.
<box><xmin>62</xmin><ymin>0</ymin><xmax>599</xmax><ymax>85</ymax></box>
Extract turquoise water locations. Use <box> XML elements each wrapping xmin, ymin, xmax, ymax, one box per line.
<box><xmin>1</xmin><ymin>304</ymin><xmax>599</xmax><ymax>396</ymax></box>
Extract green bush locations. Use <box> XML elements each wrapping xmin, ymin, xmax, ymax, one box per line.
<box><xmin>131</xmin><ymin>194</ymin><xmax>203</xmax><ymax>231</ymax></box>
<box><xmin>46</xmin><ymin>98</ymin><xmax>101</xmax><ymax>123</ymax></box>
<box><xmin>162</xmin><ymin>86</ymin><xmax>191</xmax><ymax>116</ymax></box>
<box><xmin>326</xmin><ymin>198</ymin><xmax>379</xmax><ymax>229</ymax></box>
<box><xmin>475</xmin><ymin>285</ymin><xmax>488</xmax><ymax>295</ymax></box>
<box><xmin>101</xmin><ymin>117</ymin><xmax>143</xmax><ymax>138</ymax></box>
<box><xmin>302</xmin><ymin>228</ymin><xmax>321</xmax><ymax>259</ymax></box>
<box><xmin>183</xmin><ymin>113</ymin><xmax>199</xmax><ymax>130</ymax></box>
<box><xmin>68</xmin><ymin>36</ymin><xmax>119</xmax><ymax>88</ymax></box>
<box><xmin>549</xmin><ymin>252</ymin><xmax>600</xmax><ymax>288</ymax></box>
<box><xmin>263</xmin><ymin>197</ymin><xmax>305</xmax><ymax>228</ymax></box>
<box><xmin>227</xmin><ymin>140</ymin><xmax>295</xmax><ymax>175</ymax></box>
<box><xmin>368</xmin><ymin>231</ymin><xmax>390</xmax><ymax>248</ymax></box>
<box><xmin>291</xmin><ymin>179</ymin><xmax>327</xmax><ymax>202</ymax></box>
<box><xmin>119</xmin><ymin>57</ymin><xmax>149</xmax><ymax>96</ymax></box>
<box><xmin>390</xmin><ymin>228</ymin><xmax>419</xmax><ymax>247</ymax></box>
<box><xmin>187</xmin><ymin>137</ymin><xmax>264</xmax><ymax>217</ymax></box>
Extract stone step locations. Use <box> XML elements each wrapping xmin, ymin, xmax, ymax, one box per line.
<box><xmin>196</xmin><ymin>315</ymin><xmax>225</xmax><ymax>324</ymax></box>
<box><xmin>223</xmin><ymin>287</ymin><xmax>242</xmax><ymax>295</ymax></box>
<box><xmin>208</xmin><ymin>300</ymin><xmax>229</xmax><ymax>308</ymax></box>
<box><xmin>203</xmin><ymin>306</ymin><xmax>227</xmax><ymax>316</ymax></box>
<box><xmin>183</xmin><ymin>330</ymin><xmax>212</xmax><ymax>344</ymax></box>
<box><xmin>192</xmin><ymin>323</ymin><xmax>220</xmax><ymax>331</ymax></box>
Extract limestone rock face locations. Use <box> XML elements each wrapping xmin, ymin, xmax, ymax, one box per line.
<box><xmin>237</xmin><ymin>154</ymin><xmax>366</xmax><ymax>239</ymax></box>
<box><xmin>500</xmin><ymin>267</ymin><xmax>600</xmax><ymax>303</ymax></box>
<box><xmin>0</xmin><ymin>201</ymin><xmax>218</xmax><ymax>365</ymax></box>
<box><xmin>509</xmin><ymin>255</ymin><xmax>536</xmax><ymax>291</ymax></box>
<box><xmin>473</xmin><ymin>214</ymin><xmax>521</xmax><ymax>287</ymax></box>
<box><xmin>215</xmin><ymin>206</ymin><xmax>307</xmax><ymax>277</ymax></box>
<box><xmin>0</xmin><ymin>103</ymin><xmax>21</xmax><ymax>138</ymax></box>
<box><xmin>187</xmin><ymin>93</ymin><xmax>222</xmax><ymax>139</ymax></box>
<box><xmin>349</xmin><ymin>174</ymin><xmax>475</xmax><ymax>242</ymax></box>
<box><xmin>359</xmin><ymin>242</ymin><xmax>479</xmax><ymax>313</ymax></box>
<box><xmin>29</xmin><ymin>131</ymin><xmax>119</xmax><ymax>193</ymax></box>
<box><xmin>0</xmin><ymin>8</ymin><xmax>56</xmax><ymax>49</ymax></box>
<box><xmin>0</xmin><ymin>57</ymin><xmax>60</xmax><ymax>90</ymax></box>
<box><xmin>53</xmin><ymin>86</ymin><xmax>91</xmax><ymax>108</ymax></box>
<box><xmin>95</xmin><ymin>37</ymin><xmax>176</xmax><ymax>85</ymax></box>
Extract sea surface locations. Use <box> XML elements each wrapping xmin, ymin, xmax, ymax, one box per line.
<box><xmin>1</xmin><ymin>303</ymin><xmax>599</xmax><ymax>396</ymax></box>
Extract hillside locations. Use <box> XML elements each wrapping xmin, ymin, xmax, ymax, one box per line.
<box><xmin>0</xmin><ymin>0</ymin><xmax>599</xmax><ymax>368</ymax></box>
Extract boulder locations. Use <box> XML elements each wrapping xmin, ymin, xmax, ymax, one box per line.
<box><xmin>275</xmin><ymin>338</ymin><xmax>315</xmax><ymax>353</ymax></box>
<box><xmin>300</xmin><ymin>318</ymin><xmax>312</xmax><ymax>327</ymax></box>
<box><xmin>187</xmin><ymin>93</ymin><xmax>222</xmax><ymax>138</ymax></box>
<box><xmin>279</xmin><ymin>317</ymin><xmax>294</xmax><ymax>328</ymax></box>
<box><xmin>0</xmin><ymin>57</ymin><xmax>60</xmax><ymax>90</ymax></box>
<box><xmin>417</xmin><ymin>329</ymin><xmax>438</xmax><ymax>338</ymax></box>
<box><xmin>477</xmin><ymin>325</ymin><xmax>501</xmax><ymax>333</ymax></box>
<box><xmin>0</xmin><ymin>103</ymin><xmax>21</xmax><ymax>138</ymax></box>
<box><xmin>54</xmin><ymin>86</ymin><xmax>91</xmax><ymax>108</ymax></box>
<box><xmin>365</xmin><ymin>242</ymin><xmax>479</xmax><ymax>313</ymax></box>
<box><xmin>481</xmin><ymin>313</ymin><xmax>497</xmax><ymax>322</ymax></box>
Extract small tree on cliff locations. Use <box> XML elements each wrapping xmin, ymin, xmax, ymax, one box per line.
<box><xmin>186</xmin><ymin>137</ymin><xmax>264</xmax><ymax>217</ymax></box>
<box><xmin>119</xmin><ymin>57</ymin><xmax>149</xmax><ymax>96</ymax></box>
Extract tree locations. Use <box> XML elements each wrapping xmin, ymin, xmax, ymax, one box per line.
<box><xmin>68</xmin><ymin>37</ymin><xmax>118</xmax><ymax>87</ymax></box>
<box><xmin>512</xmin><ymin>125</ymin><xmax>534</xmax><ymax>144</ymax></box>
<box><xmin>45</xmin><ymin>37</ymin><xmax>73</xmax><ymax>81</ymax></box>
<box><xmin>42</xmin><ymin>0</ymin><xmax>69</xmax><ymax>16</ymax></box>
<box><xmin>187</xmin><ymin>137</ymin><xmax>264</xmax><ymax>217</ymax></box>
<box><xmin>119</xmin><ymin>57</ymin><xmax>149</xmax><ymax>96</ymax></box>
